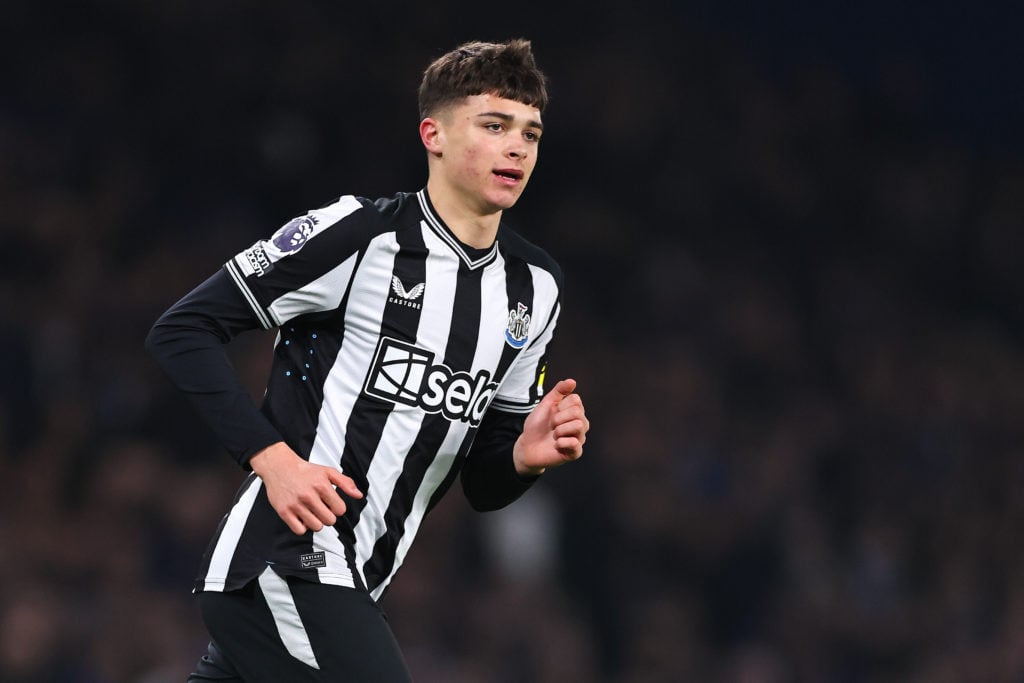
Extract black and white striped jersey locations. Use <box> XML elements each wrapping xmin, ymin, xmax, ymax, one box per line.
<box><xmin>178</xmin><ymin>189</ymin><xmax>562</xmax><ymax>600</ymax></box>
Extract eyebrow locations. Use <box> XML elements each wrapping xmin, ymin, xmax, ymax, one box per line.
<box><xmin>477</xmin><ymin>111</ymin><xmax>544</xmax><ymax>131</ymax></box>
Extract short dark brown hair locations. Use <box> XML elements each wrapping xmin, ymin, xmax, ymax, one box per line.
<box><xmin>418</xmin><ymin>39</ymin><xmax>549</xmax><ymax>120</ymax></box>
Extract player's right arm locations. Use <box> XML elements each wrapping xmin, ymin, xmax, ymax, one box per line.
<box><xmin>145</xmin><ymin>269</ymin><xmax>284</xmax><ymax>465</ymax></box>
<box><xmin>145</xmin><ymin>269</ymin><xmax>360</xmax><ymax>534</ymax></box>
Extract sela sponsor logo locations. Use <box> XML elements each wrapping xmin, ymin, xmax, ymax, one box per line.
<box><xmin>272</xmin><ymin>214</ymin><xmax>320</xmax><ymax>254</ymax></box>
<box><xmin>505</xmin><ymin>302</ymin><xmax>531</xmax><ymax>348</ymax></box>
<box><xmin>300</xmin><ymin>551</ymin><xmax>327</xmax><ymax>569</ymax></box>
<box><xmin>388</xmin><ymin>276</ymin><xmax>425</xmax><ymax>310</ymax></box>
<box><xmin>243</xmin><ymin>243</ymin><xmax>273</xmax><ymax>277</ymax></box>
<box><xmin>364</xmin><ymin>337</ymin><xmax>498</xmax><ymax>426</ymax></box>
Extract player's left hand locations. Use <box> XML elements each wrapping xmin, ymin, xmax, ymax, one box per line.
<box><xmin>513</xmin><ymin>378</ymin><xmax>589</xmax><ymax>476</ymax></box>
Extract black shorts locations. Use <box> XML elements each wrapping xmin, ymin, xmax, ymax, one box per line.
<box><xmin>187</xmin><ymin>569</ymin><xmax>412</xmax><ymax>682</ymax></box>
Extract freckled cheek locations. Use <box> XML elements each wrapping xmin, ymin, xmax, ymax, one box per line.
<box><xmin>458</xmin><ymin>149</ymin><xmax>487</xmax><ymax>181</ymax></box>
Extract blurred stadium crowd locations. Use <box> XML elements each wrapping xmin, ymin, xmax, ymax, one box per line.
<box><xmin>2</xmin><ymin>2</ymin><xmax>1023</xmax><ymax>682</ymax></box>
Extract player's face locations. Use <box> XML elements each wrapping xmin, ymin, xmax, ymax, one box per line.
<box><xmin>434</xmin><ymin>93</ymin><xmax>543</xmax><ymax>214</ymax></box>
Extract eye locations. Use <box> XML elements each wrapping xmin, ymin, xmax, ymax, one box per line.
<box><xmin>524</xmin><ymin>130</ymin><xmax>541</xmax><ymax>142</ymax></box>
<box><xmin>485</xmin><ymin>122</ymin><xmax>504</xmax><ymax>132</ymax></box>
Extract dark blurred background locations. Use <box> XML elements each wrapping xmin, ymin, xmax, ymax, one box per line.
<box><xmin>3</xmin><ymin>1</ymin><xmax>1024</xmax><ymax>681</ymax></box>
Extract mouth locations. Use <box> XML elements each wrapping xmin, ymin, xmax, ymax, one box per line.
<box><xmin>493</xmin><ymin>168</ymin><xmax>524</xmax><ymax>184</ymax></box>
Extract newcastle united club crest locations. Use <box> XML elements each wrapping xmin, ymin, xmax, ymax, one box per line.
<box><xmin>505</xmin><ymin>302</ymin><xmax>530</xmax><ymax>349</ymax></box>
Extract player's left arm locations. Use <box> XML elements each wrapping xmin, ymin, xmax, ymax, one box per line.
<box><xmin>463</xmin><ymin>254</ymin><xmax>587</xmax><ymax>510</ymax></box>
<box><xmin>460</xmin><ymin>379</ymin><xmax>588</xmax><ymax>511</ymax></box>
<box><xmin>460</xmin><ymin>409</ymin><xmax>530</xmax><ymax>512</ymax></box>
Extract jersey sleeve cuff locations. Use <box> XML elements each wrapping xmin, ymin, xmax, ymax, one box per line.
<box><xmin>488</xmin><ymin>397</ymin><xmax>539</xmax><ymax>414</ymax></box>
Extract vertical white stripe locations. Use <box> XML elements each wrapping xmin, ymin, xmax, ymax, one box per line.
<box><xmin>258</xmin><ymin>567</ymin><xmax>321</xmax><ymax>670</ymax></box>
<box><xmin>418</xmin><ymin>223</ymin><xmax>460</xmax><ymax>352</ymax></box>
<box><xmin>204</xmin><ymin>475</ymin><xmax>263</xmax><ymax>590</ymax></box>
<box><xmin>526</xmin><ymin>264</ymin><xmax>560</xmax><ymax>334</ymax></box>
<box><xmin>477</xmin><ymin>250</ymin><xmax>514</xmax><ymax>384</ymax></box>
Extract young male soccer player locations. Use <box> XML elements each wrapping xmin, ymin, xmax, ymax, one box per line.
<box><xmin>146</xmin><ymin>39</ymin><xmax>589</xmax><ymax>681</ymax></box>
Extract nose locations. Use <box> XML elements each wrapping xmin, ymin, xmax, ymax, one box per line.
<box><xmin>507</xmin><ymin>138</ymin><xmax>527</xmax><ymax>160</ymax></box>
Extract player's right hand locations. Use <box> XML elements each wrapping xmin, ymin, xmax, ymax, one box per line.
<box><xmin>249</xmin><ymin>441</ymin><xmax>363</xmax><ymax>536</ymax></box>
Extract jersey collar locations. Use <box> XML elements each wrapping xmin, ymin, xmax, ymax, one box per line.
<box><xmin>416</xmin><ymin>189</ymin><xmax>500</xmax><ymax>271</ymax></box>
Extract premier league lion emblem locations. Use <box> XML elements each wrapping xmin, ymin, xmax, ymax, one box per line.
<box><xmin>272</xmin><ymin>214</ymin><xmax>320</xmax><ymax>253</ymax></box>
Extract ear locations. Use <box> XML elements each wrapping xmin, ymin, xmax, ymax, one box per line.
<box><xmin>419</xmin><ymin>117</ymin><xmax>444</xmax><ymax>157</ymax></box>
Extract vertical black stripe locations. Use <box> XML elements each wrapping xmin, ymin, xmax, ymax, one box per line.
<box><xmin>261</xmin><ymin>311</ymin><xmax>353</xmax><ymax>461</ymax></box>
<box><xmin>337</xmin><ymin>227</ymin><xmax>427</xmax><ymax>585</ymax></box>
<box><xmin>496</xmin><ymin>254</ymin><xmax>535</xmax><ymax>386</ymax></box>
<box><xmin>362</xmin><ymin>259</ymin><xmax>484</xmax><ymax>592</ymax></box>
<box><xmin>425</xmin><ymin>427</ymin><xmax>477</xmax><ymax>513</ymax></box>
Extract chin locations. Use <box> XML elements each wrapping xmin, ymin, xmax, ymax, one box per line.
<box><xmin>485</xmin><ymin>190</ymin><xmax>524</xmax><ymax>212</ymax></box>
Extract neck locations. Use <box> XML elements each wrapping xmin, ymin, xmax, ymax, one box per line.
<box><xmin>425</xmin><ymin>177</ymin><xmax>501</xmax><ymax>249</ymax></box>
